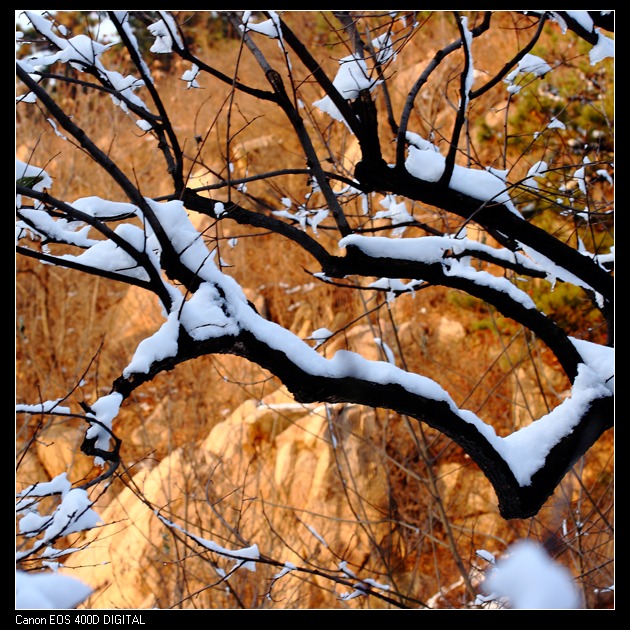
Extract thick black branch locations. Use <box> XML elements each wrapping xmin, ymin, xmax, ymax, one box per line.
<box><xmin>112</xmin><ymin>325</ymin><xmax>613</xmax><ymax>519</ymax></box>
<box><xmin>551</xmin><ymin>11</ymin><xmax>613</xmax><ymax>45</ymax></box>
<box><xmin>588</xmin><ymin>11</ymin><xmax>614</xmax><ymax>33</ymax></box>
<box><xmin>182</xmin><ymin>188</ymin><xmax>597</xmax><ymax>383</ymax></box>
<box><xmin>350</xmin><ymin>89</ymin><xmax>385</xmax><ymax>166</ymax></box>
<box><xmin>353</xmin><ymin>161</ymin><xmax>614</xmax><ymax>309</ymax></box>
<box><xmin>336</xmin><ymin>246</ymin><xmax>583</xmax><ymax>383</ymax></box>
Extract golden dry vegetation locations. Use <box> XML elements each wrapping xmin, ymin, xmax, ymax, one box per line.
<box><xmin>16</xmin><ymin>11</ymin><xmax>613</xmax><ymax>609</ymax></box>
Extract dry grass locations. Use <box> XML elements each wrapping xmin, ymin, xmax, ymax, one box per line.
<box><xmin>16</xmin><ymin>11</ymin><xmax>613</xmax><ymax>608</ymax></box>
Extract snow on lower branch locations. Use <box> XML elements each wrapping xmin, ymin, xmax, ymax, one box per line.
<box><xmin>338</xmin><ymin>234</ymin><xmax>537</xmax><ymax>309</ymax></box>
<box><xmin>570</xmin><ymin>337</ymin><xmax>614</xmax><ymax>394</ymax></box>
<box><xmin>240</xmin><ymin>290</ymin><xmax>611</xmax><ymax>487</ymax></box>
<box><xmin>111</xmin><ymin>197</ymin><xmax>612</xmax><ymax>491</ymax></box>
<box><xmin>499</xmin><ymin>364</ymin><xmax>610</xmax><ymax>485</ymax></box>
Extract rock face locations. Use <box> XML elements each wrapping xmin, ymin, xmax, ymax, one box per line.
<box><xmin>63</xmin><ymin>386</ymin><xmax>395</xmax><ymax>609</ymax></box>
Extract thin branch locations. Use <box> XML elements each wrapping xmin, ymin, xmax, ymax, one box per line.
<box><xmin>438</xmin><ymin>12</ymin><xmax>471</xmax><ymax>188</ymax></box>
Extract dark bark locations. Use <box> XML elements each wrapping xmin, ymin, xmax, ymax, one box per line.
<box><xmin>18</xmin><ymin>10</ymin><xmax>614</xmax><ymax>524</ymax></box>
<box><xmin>111</xmin><ymin>325</ymin><xmax>613</xmax><ymax>519</ymax></box>
<box><xmin>353</xmin><ymin>160</ymin><xmax>613</xmax><ymax>308</ymax></box>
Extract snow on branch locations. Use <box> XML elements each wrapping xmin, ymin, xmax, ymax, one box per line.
<box><xmin>17</xmin><ymin>473</ymin><xmax>103</xmax><ymax>561</ymax></box>
<box><xmin>16</xmin><ymin>10</ymin><xmax>613</xmax><ymax>535</ymax></box>
<box><xmin>156</xmin><ymin>513</ymin><xmax>260</xmax><ymax>572</ymax></box>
